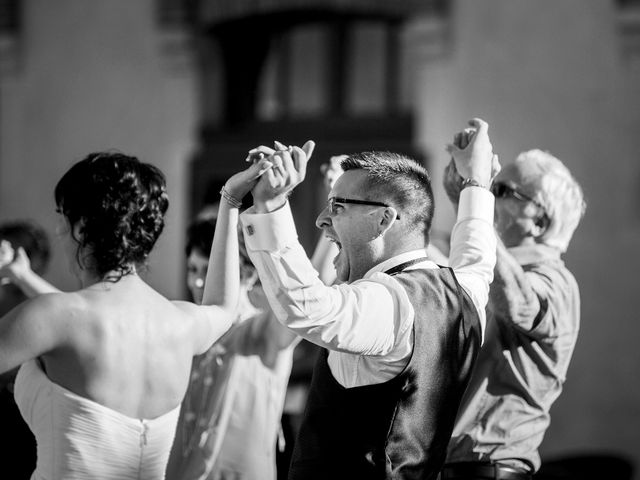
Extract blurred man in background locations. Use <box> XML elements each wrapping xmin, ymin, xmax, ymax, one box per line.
<box><xmin>443</xmin><ymin>149</ymin><xmax>586</xmax><ymax>480</ymax></box>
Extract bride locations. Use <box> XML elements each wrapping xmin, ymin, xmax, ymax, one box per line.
<box><xmin>0</xmin><ymin>151</ymin><xmax>271</xmax><ymax>479</ymax></box>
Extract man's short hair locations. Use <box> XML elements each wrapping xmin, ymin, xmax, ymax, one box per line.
<box><xmin>0</xmin><ymin>221</ymin><xmax>50</xmax><ymax>275</ymax></box>
<box><xmin>516</xmin><ymin>149</ymin><xmax>586</xmax><ymax>252</ymax></box>
<box><xmin>340</xmin><ymin>152</ymin><xmax>434</xmax><ymax>241</ymax></box>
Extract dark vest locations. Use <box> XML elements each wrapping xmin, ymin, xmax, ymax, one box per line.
<box><xmin>288</xmin><ymin>267</ymin><xmax>482</xmax><ymax>480</ymax></box>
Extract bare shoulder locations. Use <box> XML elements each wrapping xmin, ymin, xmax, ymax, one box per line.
<box><xmin>0</xmin><ymin>291</ymin><xmax>89</xmax><ymax>371</ymax></box>
<box><xmin>25</xmin><ymin>292</ymin><xmax>98</xmax><ymax>342</ymax></box>
<box><xmin>171</xmin><ymin>300</ymin><xmax>234</xmax><ymax>355</ymax></box>
<box><xmin>170</xmin><ymin>299</ymin><xmax>230</xmax><ymax>328</ymax></box>
<box><xmin>171</xmin><ymin>299</ymin><xmax>199</xmax><ymax>315</ymax></box>
<box><xmin>14</xmin><ymin>290</ymin><xmax>87</xmax><ymax>322</ymax></box>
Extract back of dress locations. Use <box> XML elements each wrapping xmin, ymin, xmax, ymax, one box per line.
<box><xmin>14</xmin><ymin>359</ymin><xmax>180</xmax><ymax>480</ymax></box>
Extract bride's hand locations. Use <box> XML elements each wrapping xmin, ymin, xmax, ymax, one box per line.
<box><xmin>224</xmin><ymin>158</ymin><xmax>274</xmax><ymax>202</ymax></box>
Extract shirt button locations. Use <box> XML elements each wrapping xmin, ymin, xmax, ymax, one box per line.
<box><xmin>246</xmin><ymin>225</ymin><xmax>255</xmax><ymax>236</ymax></box>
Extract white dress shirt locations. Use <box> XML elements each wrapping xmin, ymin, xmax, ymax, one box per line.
<box><xmin>240</xmin><ymin>187</ymin><xmax>496</xmax><ymax>388</ymax></box>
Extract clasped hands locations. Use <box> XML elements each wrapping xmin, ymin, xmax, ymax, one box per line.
<box><xmin>444</xmin><ymin>118</ymin><xmax>501</xmax><ymax>205</ymax></box>
<box><xmin>224</xmin><ymin>140</ymin><xmax>315</xmax><ymax>213</ymax></box>
<box><xmin>223</xmin><ymin>117</ymin><xmax>498</xmax><ymax>212</ymax></box>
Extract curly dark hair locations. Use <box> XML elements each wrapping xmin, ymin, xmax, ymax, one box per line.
<box><xmin>54</xmin><ymin>152</ymin><xmax>169</xmax><ymax>281</ymax></box>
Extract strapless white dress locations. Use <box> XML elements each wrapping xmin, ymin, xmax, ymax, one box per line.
<box><xmin>14</xmin><ymin>359</ymin><xmax>180</xmax><ymax>480</ymax></box>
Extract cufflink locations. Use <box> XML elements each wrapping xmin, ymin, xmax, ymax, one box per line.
<box><xmin>246</xmin><ymin>225</ymin><xmax>255</xmax><ymax>236</ymax></box>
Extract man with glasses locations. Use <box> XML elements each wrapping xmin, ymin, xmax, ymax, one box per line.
<box><xmin>229</xmin><ymin>118</ymin><xmax>497</xmax><ymax>479</ymax></box>
<box><xmin>442</xmin><ymin>149</ymin><xmax>586</xmax><ymax>480</ymax></box>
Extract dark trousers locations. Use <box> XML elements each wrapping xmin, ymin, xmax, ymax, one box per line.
<box><xmin>0</xmin><ymin>387</ymin><xmax>37</xmax><ymax>479</ymax></box>
<box><xmin>441</xmin><ymin>462</ymin><xmax>532</xmax><ymax>480</ymax></box>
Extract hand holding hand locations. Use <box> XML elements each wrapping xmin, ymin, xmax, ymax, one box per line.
<box><xmin>445</xmin><ymin>118</ymin><xmax>495</xmax><ymax>187</ymax></box>
<box><xmin>443</xmin><ymin>154</ymin><xmax>501</xmax><ymax>205</ymax></box>
<box><xmin>443</xmin><ymin>126</ymin><xmax>477</xmax><ymax>205</ymax></box>
<box><xmin>251</xmin><ymin>140</ymin><xmax>316</xmax><ymax>213</ymax></box>
<box><xmin>224</xmin><ymin>157</ymin><xmax>275</xmax><ymax>204</ymax></box>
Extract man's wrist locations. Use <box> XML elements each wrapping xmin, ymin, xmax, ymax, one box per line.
<box><xmin>254</xmin><ymin>195</ymin><xmax>288</xmax><ymax>213</ymax></box>
<box><xmin>460</xmin><ymin>177</ymin><xmax>489</xmax><ymax>190</ymax></box>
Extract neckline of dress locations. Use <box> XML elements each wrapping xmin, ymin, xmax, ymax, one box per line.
<box><xmin>25</xmin><ymin>359</ymin><xmax>181</xmax><ymax>423</ymax></box>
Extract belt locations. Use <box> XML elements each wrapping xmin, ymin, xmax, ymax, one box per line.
<box><xmin>441</xmin><ymin>462</ymin><xmax>532</xmax><ymax>480</ymax></box>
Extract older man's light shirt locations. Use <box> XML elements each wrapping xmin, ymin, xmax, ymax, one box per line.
<box><xmin>240</xmin><ymin>187</ymin><xmax>496</xmax><ymax>388</ymax></box>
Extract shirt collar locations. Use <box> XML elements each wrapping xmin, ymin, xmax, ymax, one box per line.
<box><xmin>364</xmin><ymin>248</ymin><xmax>435</xmax><ymax>278</ymax></box>
<box><xmin>507</xmin><ymin>243</ymin><xmax>561</xmax><ymax>266</ymax></box>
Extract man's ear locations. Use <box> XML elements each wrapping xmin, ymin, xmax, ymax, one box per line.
<box><xmin>378</xmin><ymin>207</ymin><xmax>399</xmax><ymax>236</ymax></box>
<box><xmin>531</xmin><ymin>213</ymin><xmax>550</xmax><ymax>239</ymax></box>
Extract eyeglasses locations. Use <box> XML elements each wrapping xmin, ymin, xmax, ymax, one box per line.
<box><xmin>491</xmin><ymin>182</ymin><xmax>545</xmax><ymax>210</ymax></box>
<box><xmin>328</xmin><ymin>197</ymin><xmax>400</xmax><ymax>220</ymax></box>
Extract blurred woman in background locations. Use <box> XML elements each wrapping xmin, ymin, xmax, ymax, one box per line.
<box><xmin>0</xmin><ymin>221</ymin><xmax>50</xmax><ymax>479</ymax></box>
<box><xmin>166</xmin><ymin>214</ymin><xmax>300</xmax><ymax>480</ymax></box>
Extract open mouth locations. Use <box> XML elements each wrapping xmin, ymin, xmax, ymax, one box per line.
<box><xmin>325</xmin><ymin>235</ymin><xmax>342</xmax><ymax>250</ymax></box>
<box><xmin>325</xmin><ymin>235</ymin><xmax>342</xmax><ymax>267</ymax></box>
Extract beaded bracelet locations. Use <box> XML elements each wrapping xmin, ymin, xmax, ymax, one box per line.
<box><xmin>219</xmin><ymin>185</ymin><xmax>243</xmax><ymax>209</ymax></box>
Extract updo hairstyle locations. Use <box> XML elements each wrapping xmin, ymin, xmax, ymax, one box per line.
<box><xmin>54</xmin><ymin>152</ymin><xmax>169</xmax><ymax>280</ymax></box>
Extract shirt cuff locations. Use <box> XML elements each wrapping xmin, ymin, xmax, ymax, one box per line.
<box><xmin>457</xmin><ymin>186</ymin><xmax>495</xmax><ymax>224</ymax></box>
<box><xmin>240</xmin><ymin>201</ymin><xmax>299</xmax><ymax>252</ymax></box>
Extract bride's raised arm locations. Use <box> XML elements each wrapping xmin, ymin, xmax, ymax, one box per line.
<box><xmin>188</xmin><ymin>158</ymin><xmax>275</xmax><ymax>354</ymax></box>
